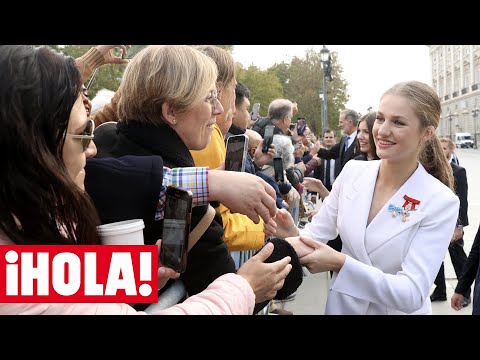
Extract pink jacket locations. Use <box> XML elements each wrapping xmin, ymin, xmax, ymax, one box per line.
<box><xmin>0</xmin><ymin>232</ymin><xmax>255</xmax><ymax>315</ymax></box>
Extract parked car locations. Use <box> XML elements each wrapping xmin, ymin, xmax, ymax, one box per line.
<box><xmin>455</xmin><ymin>132</ymin><xmax>474</xmax><ymax>148</ymax></box>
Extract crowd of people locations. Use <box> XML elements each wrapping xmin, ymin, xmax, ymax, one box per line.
<box><xmin>0</xmin><ymin>44</ymin><xmax>478</xmax><ymax>315</ymax></box>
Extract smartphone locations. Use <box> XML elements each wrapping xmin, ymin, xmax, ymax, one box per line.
<box><xmin>297</xmin><ymin>118</ymin><xmax>307</xmax><ymax>136</ymax></box>
<box><xmin>273</xmin><ymin>157</ymin><xmax>284</xmax><ymax>183</ymax></box>
<box><xmin>159</xmin><ymin>186</ymin><xmax>193</xmax><ymax>273</ymax></box>
<box><xmin>262</xmin><ymin>125</ymin><xmax>275</xmax><ymax>153</ymax></box>
<box><xmin>225</xmin><ymin>134</ymin><xmax>249</xmax><ymax>172</ymax></box>
<box><xmin>251</xmin><ymin>103</ymin><xmax>261</xmax><ymax>121</ymax></box>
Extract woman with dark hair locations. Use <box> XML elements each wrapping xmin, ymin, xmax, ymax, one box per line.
<box><xmin>0</xmin><ymin>45</ymin><xmax>99</xmax><ymax>245</ymax></box>
<box><xmin>354</xmin><ymin>111</ymin><xmax>380</xmax><ymax>161</ymax></box>
<box><xmin>0</xmin><ymin>45</ymin><xmax>291</xmax><ymax>315</ymax></box>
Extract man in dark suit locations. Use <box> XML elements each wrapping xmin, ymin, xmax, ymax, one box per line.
<box><xmin>315</xmin><ymin>109</ymin><xmax>359</xmax><ymax>253</ymax></box>
<box><xmin>313</xmin><ymin>128</ymin><xmax>336</xmax><ymax>192</ymax></box>
<box><xmin>317</xmin><ymin>109</ymin><xmax>359</xmax><ymax>178</ymax></box>
<box><xmin>452</xmin><ymin>223</ymin><xmax>480</xmax><ymax>314</ymax></box>
<box><xmin>431</xmin><ymin>138</ymin><xmax>471</xmax><ymax>306</ymax></box>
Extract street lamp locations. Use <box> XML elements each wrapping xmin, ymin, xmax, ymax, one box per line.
<box><xmin>448</xmin><ymin>112</ymin><xmax>454</xmax><ymax>141</ymax></box>
<box><xmin>473</xmin><ymin>108</ymin><xmax>479</xmax><ymax>149</ymax></box>
<box><xmin>320</xmin><ymin>45</ymin><xmax>332</xmax><ymax>133</ymax></box>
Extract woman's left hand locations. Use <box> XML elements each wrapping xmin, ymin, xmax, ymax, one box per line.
<box><xmin>156</xmin><ymin>240</ymin><xmax>181</xmax><ymax>289</ymax></box>
<box><xmin>298</xmin><ymin>236</ymin><xmax>346</xmax><ymax>274</ymax></box>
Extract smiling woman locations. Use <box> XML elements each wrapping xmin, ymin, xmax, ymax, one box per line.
<box><xmin>269</xmin><ymin>80</ymin><xmax>460</xmax><ymax>315</ymax></box>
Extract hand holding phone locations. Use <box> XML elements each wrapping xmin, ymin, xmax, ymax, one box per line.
<box><xmin>297</xmin><ymin>118</ymin><xmax>307</xmax><ymax>137</ymax></box>
<box><xmin>159</xmin><ymin>186</ymin><xmax>193</xmax><ymax>273</ymax></box>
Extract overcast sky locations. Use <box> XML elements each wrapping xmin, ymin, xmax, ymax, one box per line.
<box><xmin>232</xmin><ymin>45</ymin><xmax>431</xmax><ymax>113</ymax></box>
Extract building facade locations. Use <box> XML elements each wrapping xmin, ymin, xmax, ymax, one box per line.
<box><xmin>429</xmin><ymin>45</ymin><xmax>480</xmax><ymax>147</ymax></box>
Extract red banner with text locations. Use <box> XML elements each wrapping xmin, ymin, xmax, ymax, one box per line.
<box><xmin>0</xmin><ymin>245</ymin><xmax>158</xmax><ymax>303</ymax></box>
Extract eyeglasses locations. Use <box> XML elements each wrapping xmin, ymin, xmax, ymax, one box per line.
<box><xmin>66</xmin><ymin>119</ymin><xmax>95</xmax><ymax>151</ymax></box>
<box><xmin>205</xmin><ymin>89</ymin><xmax>219</xmax><ymax>108</ymax></box>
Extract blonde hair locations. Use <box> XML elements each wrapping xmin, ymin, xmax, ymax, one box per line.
<box><xmin>116</xmin><ymin>45</ymin><xmax>218</xmax><ymax>125</ymax></box>
<box><xmin>439</xmin><ymin>137</ymin><xmax>455</xmax><ymax>150</ymax></box>
<box><xmin>194</xmin><ymin>45</ymin><xmax>236</xmax><ymax>88</ymax></box>
<box><xmin>382</xmin><ymin>81</ymin><xmax>454</xmax><ymax>190</ymax></box>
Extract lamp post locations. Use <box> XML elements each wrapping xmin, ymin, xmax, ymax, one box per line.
<box><xmin>448</xmin><ymin>112</ymin><xmax>454</xmax><ymax>141</ymax></box>
<box><xmin>320</xmin><ymin>45</ymin><xmax>331</xmax><ymax>133</ymax></box>
<box><xmin>473</xmin><ymin>108</ymin><xmax>479</xmax><ymax>149</ymax></box>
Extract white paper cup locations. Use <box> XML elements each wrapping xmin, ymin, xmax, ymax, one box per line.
<box><xmin>97</xmin><ymin>219</ymin><xmax>145</xmax><ymax>245</ymax></box>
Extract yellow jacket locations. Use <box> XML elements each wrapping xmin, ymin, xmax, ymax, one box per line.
<box><xmin>191</xmin><ymin>124</ymin><xmax>265</xmax><ymax>251</ymax></box>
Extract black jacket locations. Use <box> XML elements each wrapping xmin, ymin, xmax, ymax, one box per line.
<box><xmin>89</xmin><ymin>121</ymin><xmax>235</xmax><ymax>296</ymax></box>
<box><xmin>317</xmin><ymin>135</ymin><xmax>357</xmax><ymax>178</ymax></box>
<box><xmin>452</xmin><ymin>163</ymin><xmax>468</xmax><ymax>228</ymax></box>
<box><xmin>455</xmin><ymin>224</ymin><xmax>480</xmax><ymax>315</ymax></box>
<box><xmin>252</xmin><ymin>117</ymin><xmax>284</xmax><ymax>138</ymax></box>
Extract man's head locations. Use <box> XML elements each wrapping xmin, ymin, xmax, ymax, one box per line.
<box><xmin>268</xmin><ymin>99</ymin><xmax>294</xmax><ymax>133</ymax></box>
<box><xmin>338</xmin><ymin>109</ymin><xmax>359</xmax><ymax>136</ymax></box>
<box><xmin>323</xmin><ymin>129</ymin><xmax>336</xmax><ymax>149</ymax></box>
<box><xmin>439</xmin><ymin>137</ymin><xmax>455</xmax><ymax>160</ymax></box>
<box><xmin>232</xmin><ymin>82</ymin><xmax>251</xmax><ymax>130</ymax></box>
<box><xmin>194</xmin><ymin>46</ymin><xmax>237</xmax><ymax>136</ymax></box>
<box><xmin>245</xmin><ymin>129</ymin><xmax>262</xmax><ymax>158</ymax></box>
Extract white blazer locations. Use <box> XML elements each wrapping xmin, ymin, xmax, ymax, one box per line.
<box><xmin>300</xmin><ymin>160</ymin><xmax>459</xmax><ymax>315</ymax></box>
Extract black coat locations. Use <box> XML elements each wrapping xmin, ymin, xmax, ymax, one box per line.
<box><xmin>317</xmin><ymin>135</ymin><xmax>357</xmax><ymax>178</ymax></box>
<box><xmin>88</xmin><ymin>121</ymin><xmax>235</xmax><ymax>296</ymax></box>
<box><xmin>455</xmin><ymin>224</ymin><xmax>480</xmax><ymax>315</ymax></box>
<box><xmin>452</xmin><ymin>163</ymin><xmax>468</xmax><ymax>227</ymax></box>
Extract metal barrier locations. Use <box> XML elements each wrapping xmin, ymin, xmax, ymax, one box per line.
<box><xmin>144</xmin><ymin>280</ymin><xmax>186</xmax><ymax>313</ymax></box>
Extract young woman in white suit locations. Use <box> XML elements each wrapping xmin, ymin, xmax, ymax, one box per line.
<box><xmin>267</xmin><ymin>81</ymin><xmax>459</xmax><ymax>315</ymax></box>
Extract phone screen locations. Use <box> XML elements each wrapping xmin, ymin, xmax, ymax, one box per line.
<box><xmin>225</xmin><ymin>135</ymin><xmax>248</xmax><ymax>172</ymax></box>
<box><xmin>273</xmin><ymin>157</ymin><xmax>284</xmax><ymax>182</ymax></box>
<box><xmin>251</xmin><ymin>103</ymin><xmax>260</xmax><ymax>121</ymax></box>
<box><xmin>159</xmin><ymin>186</ymin><xmax>193</xmax><ymax>273</ymax></box>
<box><xmin>262</xmin><ymin>125</ymin><xmax>275</xmax><ymax>153</ymax></box>
<box><xmin>297</xmin><ymin>119</ymin><xmax>307</xmax><ymax>136</ymax></box>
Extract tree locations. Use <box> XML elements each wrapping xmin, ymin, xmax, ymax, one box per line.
<box><xmin>279</xmin><ymin>49</ymin><xmax>349</xmax><ymax>137</ymax></box>
<box><xmin>268</xmin><ymin>62</ymin><xmax>290</xmax><ymax>89</ymax></box>
<box><xmin>237</xmin><ymin>65</ymin><xmax>283</xmax><ymax>118</ymax></box>
<box><xmin>216</xmin><ymin>45</ymin><xmax>234</xmax><ymax>53</ymax></box>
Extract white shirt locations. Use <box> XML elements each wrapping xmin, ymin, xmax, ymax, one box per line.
<box><xmin>344</xmin><ymin>131</ymin><xmax>357</xmax><ymax>150</ymax></box>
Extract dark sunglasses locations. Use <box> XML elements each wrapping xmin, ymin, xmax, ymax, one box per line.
<box><xmin>66</xmin><ymin>119</ymin><xmax>95</xmax><ymax>151</ymax></box>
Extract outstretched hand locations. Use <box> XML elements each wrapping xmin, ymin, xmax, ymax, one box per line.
<box><xmin>208</xmin><ymin>169</ymin><xmax>277</xmax><ymax>224</ymax></box>
<box><xmin>264</xmin><ymin>208</ymin><xmax>298</xmax><ymax>239</ymax></box>
<box><xmin>237</xmin><ymin>242</ymin><xmax>292</xmax><ymax>303</ymax></box>
<box><xmin>96</xmin><ymin>45</ymin><xmax>131</xmax><ymax>65</ymax></box>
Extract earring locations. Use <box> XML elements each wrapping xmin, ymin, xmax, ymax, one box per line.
<box><xmin>172</xmin><ymin>119</ymin><xmax>177</xmax><ymax>126</ymax></box>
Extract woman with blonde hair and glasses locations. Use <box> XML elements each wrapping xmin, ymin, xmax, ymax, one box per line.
<box><xmin>91</xmin><ymin>45</ymin><xmax>294</xmax><ymax>311</ymax></box>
